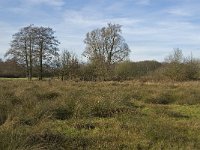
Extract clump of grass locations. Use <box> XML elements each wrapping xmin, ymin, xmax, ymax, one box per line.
<box><xmin>19</xmin><ymin>117</ymin><xmax>38</xmax><ymax>126</ymax></box>
<box><xmin>90</xmin><ymin>105</ymin><xmax>115</xmax><ymax>118</ymax></box>
<box><xmin>65</xmin><ymin>136</ymin><xmax>95</xmax><ymax>149</ymax></box>
<box><xmin>90</xmin><ymin>100</ymin><xmax>134</xmax><ymax>118</ymax></box>
<box><xmin>155</xmin><ymin>107</ymin><xmax>189</xmax><ymax>119</ymax></box>
<box><xmin>25</xmin><ymin>130</ymin><xmax>66</xmax><ymax>149</ymax></box>
<box><xmin>0</xmin><ymin>108</ymin><xmax>7</xmax><ymax>126</ymax></box>
<box><xmin>52</xmin><ymin>107</ymin><xmax>74</xmax><ymax>120</ymax></box>
<box><xmin>0</xmin><ymin>129</ymin><xmax>27</xmax><ymax>150</ymax></box>
<box><xmin>166</xmin><ymin>110</ymin><xmax>189</xmax><ymax>118</ymax></box>
<box><xmin>36</xmin><ymin>91</ymin><xmax>60</xmax><ymax>101</ymax></box>
<box><xmin>74</xmin><ymin>121</ymin><xmax>96</xmax><ymax>130</ymax></box>
<box><xmin>145</xmin><ymin>92</ymin><xmax>175</xmax><ymax>104</ymax></box>
<box><xmin>3</xmin><ymin>91</ymin><xmax>21</xmax><ymax>106</ymax></box>
<box><xmin>175</xmin><ymin>89</ymin><xmax>200</xmax><ymax>105</ymax></box>
<box><xmin>146</xmin><ymin>122</ymin><xmax>189</xmax><ymax>144</ymax></box>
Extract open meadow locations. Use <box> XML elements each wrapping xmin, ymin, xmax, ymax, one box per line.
<box><xmin>0</xmin><ymin>79</ymin><xmax>200</xmax><ymax>149</ymax></box>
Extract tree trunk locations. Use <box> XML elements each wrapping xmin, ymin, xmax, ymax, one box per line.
<box><xmin>61</xmin><ymin>74</ymin><xmax>64</xmax><ymax>81</ymax></box>
<box><xmin>29</xmin><ymin>39</ymin><xmax>32</xmax><ymax>80</ymax></box>
<box><xmin>24</xmin><ymin>41</ymin><xmax>29</xmax><ymax>79</ymax></box>
<box><xmin>39</xmin><ymin>44</ymin><xmax>43</xmax><ymax>80</ymax></box>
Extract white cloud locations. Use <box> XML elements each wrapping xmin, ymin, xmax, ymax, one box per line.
<box><xmin>166</xmin><ymin>8</ymin><xmax>192</xmax><ymax>17</ymax></box>
<box><xmin>1</xmin><ymin>0</ymin><xmax>200</xmax><ymax>61</ymax></box>
<box><xmin>22</xmin><ymin>0</ymin><xmax>65</xmax><ymax>7</ymax></box>
<box><xmin>63</xmin><ymin>9</ymin><xmax>141</xmax><ymax>28</ymax></box>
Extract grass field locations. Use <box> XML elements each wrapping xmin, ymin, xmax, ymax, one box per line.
<box><xmin>0</xmin><ymin>80</ymin><xmax>200</xmax><ymax>149</ymax></box>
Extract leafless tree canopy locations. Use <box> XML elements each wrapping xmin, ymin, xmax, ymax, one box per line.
<box><xmin>5</xmin><ymin>25</ymin><xmax>60</xmax><ymax>80</ymax></box>
<box><xmin>83</xmin><ymin>23</ymin><xmax>131</xmax><ymax>65</ymax></box>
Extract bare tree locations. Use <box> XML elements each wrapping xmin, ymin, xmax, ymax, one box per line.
<box><xmin>83</xmin><ymin>23</ymin><xmax>131</xmax><ymax>65</ymax></box>
<box><xmin>60</xmin><ymin>50</ymin><xmax>71</xmax><ymax>80</ymax></box>
<box><xmin>5</xmin><ymin>25</ymin><xmax>36</xmax><ymax>80</ymax></box>
<box><xmin>34</xmin><ymin>26</ymin><xmax>60</xmax><ymax>80</ymax></box>
<box><xmin>5</xmin><ymin>25</ymin><xmax>60</xmax><ymax>80</ymax></box>
<box><xmin>59</xmin><ymin>50</ymin><xmax>79</xmax><ymax>80</ymax></box>
<box><xmin>165</xmin><ymin>48</ymin><xmax>183</xmax><ymax>63</ymax></box>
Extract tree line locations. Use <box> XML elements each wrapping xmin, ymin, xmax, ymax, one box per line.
<box><xmin>1</xmin><ymin>23</ymin><xmax>200</xmax><ymax>81</ymax></box>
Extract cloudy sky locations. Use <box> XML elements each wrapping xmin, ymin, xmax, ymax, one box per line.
<box><xmin>0</xmin><ymin>0</ymin><xmax>200</xmax><ymax>61</ymax></box>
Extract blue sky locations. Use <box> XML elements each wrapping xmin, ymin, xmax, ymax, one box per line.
<box><xmin>0</xmin><ymin>0</ymin><xmax>200</xmax><ymax>61</ymax></box>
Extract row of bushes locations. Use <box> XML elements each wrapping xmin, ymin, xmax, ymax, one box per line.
<box><xmin>0</xmin><ymin>50</ymin><xmax>200</xmax><ymax>81</ymax></box>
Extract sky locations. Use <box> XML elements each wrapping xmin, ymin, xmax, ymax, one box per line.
<box><xmin>0</xmin><ymin>0</ymin><xmax>200</xmax><ymax>61</ymax></box>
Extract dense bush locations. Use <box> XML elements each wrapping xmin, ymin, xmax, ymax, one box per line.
<box><xmin>0</xmin><ymin>53</ymin><xmax>199</xmax><ymax>81</ymax></box>
<box><xmin>162</xmin><ymin>62</ymin><xmax>199</xmax><ymax>81</ymax></box>
<box><xmin>160</xmin><ymin>49</ymin><xmax>200</xmax><ymax>81</ymax></box>
<box><xmin>114</xmin><ymin>60</ymin><xmax>162</xmax><ymax>80</ymax></box>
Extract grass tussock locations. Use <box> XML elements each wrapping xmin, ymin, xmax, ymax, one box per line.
<box><xmin>0</xmin><ymin>80</ymin><xmax>200</xmax><ymax>149</ymax></box>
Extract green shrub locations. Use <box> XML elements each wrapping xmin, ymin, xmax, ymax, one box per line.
<box><xmin>114</xmin><ymin>60</ymin><xmax>162</xmax><ymax>80</ymax></box>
